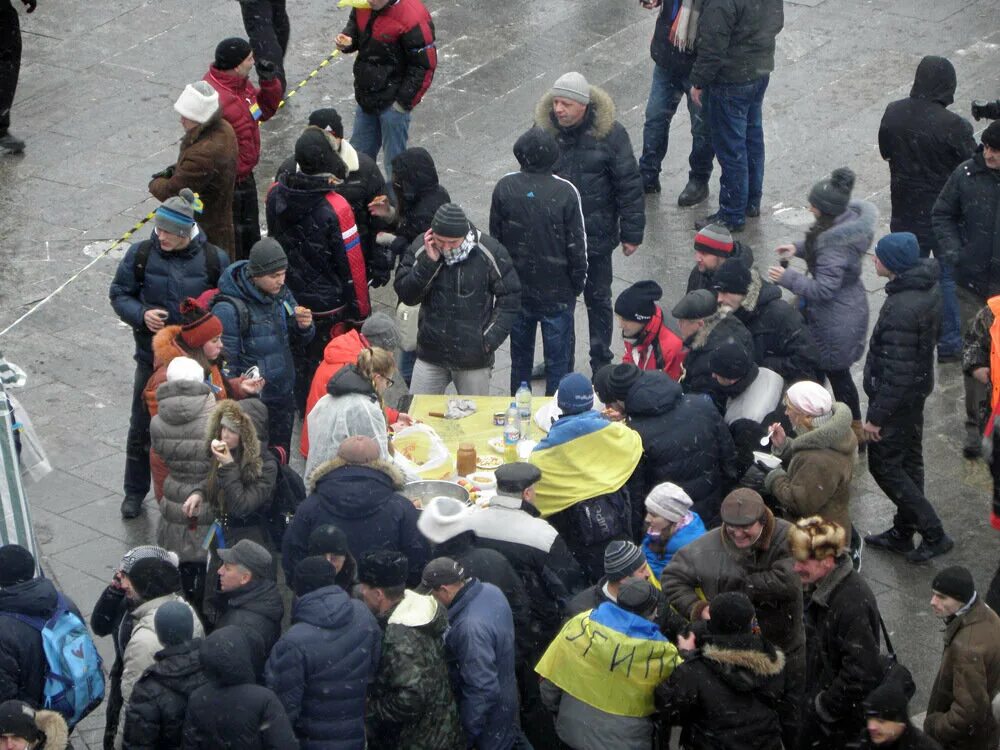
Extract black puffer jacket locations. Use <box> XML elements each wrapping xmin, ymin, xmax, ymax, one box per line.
<box><xmin>214</xmin><ymin>579</ymin><xmax>285</xmax><ymax>678</ymax></box>
<box><xmin>266</xmin><ymin>170</ymin><xmax>366</xmax><ymax>317</ymax></box>
<box><xmin>394</xmin><ymin>225</ymin><xmax>521</xmax><ymax>369</ymax></box>
<box><xmin>388</xmin><ymin>147</ymin><xmax>451</xmax><ymax>260</ymax></box>
<box><xmin>489</xmin><ymin>128</ymin><xmax>588</xmax><ymax>312</ymax></box>
<box><xmin>535</xmin><ymin>87</ymin><xmax>645</xmax><ymax>254</ymax></box>
<box><xmin>623</xmin><ymin>371</ymin><xmax>739</xmax><ymax>524</ymax></box>
<box><xmin>730</xmin><ymin>270</ymin><xmax>821</xmax><ymax>382</ymax></box>
<box><xmin>690</xmin><ymin>0</ymin><xmax>784</xmax><ymax>87</ymax></box>
<box><xmin>656</xmin><ymin>639</ymin><xmax>785</xmax><ymax>750</ymax></box>
<box><xmin>803</xmin><ymin>556</ymin><xmax>883</xmax><ymax>731</ymax></box>
<box><xmin>183</xmin><ymin>628</ymin><xmax>298</xmax><ymax>750</ymax></box>
<box><xmin>687</xmin><ymin>242</ymin><xmax>754</xmax><ymax>294</ymax></box>
<box><xmin>879</xmin><ymin>56</ymin><xmax>977</xmax><ymax>256</ymax></box>
<box><xmin>0</xmin><ymin>577</ymin><xmax>69</xmax><ymax>706</ymax></box>
<box><xmin>123</xmin><ymin>639</ymin><xmax>208</xmax><ymax>750</ymax></box>
<box><xmin>681</xmin><ymin>311</ymin><xmax>755</xmax><ymax>406</ymax></box>
<box><xmin>863</xmin><ymin>259</ymin><xmax>941</xmax><ymax>426</ymax></box>
<box><xmin>932</xmin><ymin>152</ymin><xmax>1000</xmax><ymax>300</ymax></box>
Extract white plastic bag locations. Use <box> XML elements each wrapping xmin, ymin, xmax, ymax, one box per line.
<box><xmin>392</xmin><ymin>423</ymin><xmax>452</xmax><ymax>479</ymax></box>
<box><xmin>396</xmin><ymin>302</ymin><xmax>420</xmax><ymax>352</ymax></box>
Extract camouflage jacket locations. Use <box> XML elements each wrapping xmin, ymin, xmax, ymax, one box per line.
<box><xmin>962</xmin><ymin>302</ymin><xmax>992</xmax><ymax>376</ymax></box>
<box><xmin>367</xmin><ymin>591</ymin><xmax>465</xmax><ymax>750</ymax></box>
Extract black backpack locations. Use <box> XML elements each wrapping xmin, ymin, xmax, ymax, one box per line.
<box><xmin>264</xmin><ymin>449</ymin><xmax>307</xmax><ymax>547</ymax></box>
<box><xmin>133</xmin><ymin>241</ymin><xmax>222</xmax><ymax>288</ymax></box>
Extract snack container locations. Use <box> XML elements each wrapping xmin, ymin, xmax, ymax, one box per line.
<box><xmin>493</xmin><ymin>411</ymin><xmax>506</xmax><ymax>426</ymax></box>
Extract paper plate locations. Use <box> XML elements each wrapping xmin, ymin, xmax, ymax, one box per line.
<box><xmin>752</xmin><ymin>451</ymin><xmax>781</xmax><ymax>470</ymax></box>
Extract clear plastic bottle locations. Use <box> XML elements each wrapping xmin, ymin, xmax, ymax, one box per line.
<box><xmin>504</xmin><ymin>401</ymin><xmax>520</xmax><ymax>463</ymax></box>
<box><xmin>515</xmin><ymin>381</ymin><xmax>532</xmax><ymax>440</ymax></box>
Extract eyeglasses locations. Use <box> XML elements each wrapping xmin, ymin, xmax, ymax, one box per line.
<box><xmin>379</xmin><ymin>374</ymin><xmax>395</xmax><ymax>388</ymax></box>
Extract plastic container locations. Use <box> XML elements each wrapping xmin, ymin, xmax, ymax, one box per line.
<box><xmin>504</xmin><ymin>401</ymin><xmax>520</xmax><ymax>463</ymax></box>
<box><xmin>516</xmin><ymin>381</ymin><xmax>532</xmax><ymax>440</ymax></box>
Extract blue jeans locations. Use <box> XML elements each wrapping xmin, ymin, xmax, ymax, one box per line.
<box><xmin>350</xmin><ymin>104</ymin><xmax>411</xmax><ymax>187</ymax></box>
<box><xmin>707</xmin><ymin>75</ymin><xmax>769</xmax><ymax>225</ymax></box>
<box><xmin>509</xmin><ymin>304</ymin><xmax>576</xmax><ymax>396</ymax></box>
<box><xmin>398</xmin><ymin>349</ymin><xmax>417</xmax><ymax>387</ymax></box>
<box><xmin>937</xmin><ymin>259</ymin><xmax>962</xmax><ymax>355</ymax></box>
<box><xmin>640</xmin><ymin>63</ymin><xmax>714</xmax><ymax>185</ymax></box>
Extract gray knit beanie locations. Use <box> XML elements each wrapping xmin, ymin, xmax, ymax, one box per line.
<box><xmin>431</xmin><ymin>203</ymin><xmax>470</xmax><ymax>239</ymax></box>
<box><xmin>247</xmin><ymin>238</ymin><xmax>288</xmax><ymax>276</ymax></box>
<box><xmin>808</xmin><ymin>167</ymin><xmax>855</xmax><ymax>217</ymax></box>
<box><xmin>552</xmin><ymin>72</ymin><xmax>591</xmax><ymax>105</ymax></box>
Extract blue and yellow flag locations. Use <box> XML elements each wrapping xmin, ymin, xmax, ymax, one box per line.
<box><xmin>529</xmin><ymin>411</ymin><xmax>643</xmax><ymax>517</ymax></box>
<box><xmin>535</xmin><ymin>603</ymin><xmax>681</xmax><ymax>717</ymax></box>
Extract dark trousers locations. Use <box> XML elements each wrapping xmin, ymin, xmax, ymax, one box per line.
<box><xmin>584</xmin><ymin>250</ymin><xmax>614</xmax><ymax>374</ymax></box>
<box><xmin>232</xmin><ymin>173</ymin><xmax>262</xmax><ymax>262</ymax></box>
<box><xmin>821</xmin><ymin>368</ymin><xmax>861</xmax><ymax>421</ymax></box>
<box><xmin>868</xmin><ymin>399</ymin><xmax>944</xmax><ymax>537</ymax></box>
<box><xmin>958</xmin><ymin>285</ymin><xmax>988</xmax><ymax>442</ymax></box>
<box><xmin>239</xmin><ymin>0</ymin><xmax>290</xmax><ymax>88</ymax></box>
<box><xmin>124</xmin><ymin>359</ymin><xmax>155</xmax><ymax>498</ymax></box>
<box><xmin>509</xmin><ymin>303</ymin><xmax>575</xmax><ymax>396</ymax></box>
<box><xmin>0</xmin><ymin>1</ymin><xmax>21</xmax><ymax>135</ymax></box>
<box><xmin>179</xmin><ymin>561</ymin><xmax>208</xmax><ymax>621</ymax></box>
<box><xmin>640</xmin><ymin>61</ymin><xmax>714</xmax><ymax>185</ymax></box>
<box><xmin>264</xmin><ymin>392</ymin><xmax>296</xmax><ymax>458</ymax></box>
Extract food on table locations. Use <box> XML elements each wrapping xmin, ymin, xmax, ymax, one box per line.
<box><xmin>477</xmin><ymin>455</ymin><xmax>502</xmax><ymax>470</ymax></box>
<box><xmin>394</xmin><ymin>431</ymin><xmax>432</xmax><ymax>464</ymax></box>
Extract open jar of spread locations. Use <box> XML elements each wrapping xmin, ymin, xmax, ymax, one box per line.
<box><xmin>456</xmin><ymin>443</ymin><xmax>477</xmax><ymax>477</ymax></box>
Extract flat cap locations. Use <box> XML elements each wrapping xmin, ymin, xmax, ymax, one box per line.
<box><xmin>218</xmin><ymin>539</ymin><xmax>274</xmax><ymax>580</ymax></box>
<box><xmin>494</xmin><ymin>462</ymin><xmax>542</xmax><ymax>494</ymax></box>
<box><xmin>720</xmin><ymin>488</ymin><xmax>766</xmax><ymax>527</ymax></box>
<box><xmin>671</xmin><ymin>289</ymin><xmax>718</xmax><ymax>320</ymax></box>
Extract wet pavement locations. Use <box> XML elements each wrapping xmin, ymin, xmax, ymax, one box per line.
<box><xmin>0</xmin><ymin>0</ymin><xmax>999</xmax><ymax>745</ymax></box>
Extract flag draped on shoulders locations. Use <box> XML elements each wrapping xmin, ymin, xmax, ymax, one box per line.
<box><xmin>535</xmin><ymin>602</ymin><xmax>680</xmax><ymax>717</ymax></box>
<box><xmin>528</xmin><ymin>410</ymin><xmax>643</xmax><ymax>517</ymax></box>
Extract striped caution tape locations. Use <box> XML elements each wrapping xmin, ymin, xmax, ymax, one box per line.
<box><xmin>0</xmin><ymin>48</ymin><xmax>342</xmax><ymax>338</ymax></box>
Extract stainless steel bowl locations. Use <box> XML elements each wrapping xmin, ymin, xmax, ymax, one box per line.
<box><xmin>402</xmin><ymin>480</ymin><xmax>470</xmax><ymax>506</ymax></box>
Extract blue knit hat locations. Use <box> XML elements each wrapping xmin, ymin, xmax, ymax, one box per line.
<box><xmin>875</xmin><ymin>232</ymin><xmax>920</xmax><ymax>275</ymax></box>
<box><xmin>557</xmin><ymin>372</ymin><xmax>594</xmax><ymax>415</ymax></box>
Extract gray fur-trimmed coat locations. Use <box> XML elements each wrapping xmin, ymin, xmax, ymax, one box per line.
<box><xmin>777</xmin><ymin>200</ymin><xmax>878</xmax><ymax>371</ymax></box>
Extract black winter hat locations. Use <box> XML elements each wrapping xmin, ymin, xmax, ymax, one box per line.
<box><xmin>358</xmin><ymin>550</ymin><xmax>409</xmax><ymax>588</ymax></box>
<box><xmin>214</xmin><ymin>37</ymin><xmax>252</xmax><ymax>70</ymax></box>
<box><xmin>431</xmin><ymin>203</ymin><xmax>470</xmax><ymax>239</ymax></box>
<box><xmin>0</xmin><ymin>700</ymin><xmax>42</xmax><ymax>742</ymax></box>
<box><xmin>154</xmin><ymin>600</ymin><xmax>194</xmax><ymax>646</ymax></box>
<box><xmin>294</xmin><ymin>556</ymin><xmax>338</xmax><ymax>597</ymax></box>
<box><xmin>308</xmin><ymin>108</ymin><xmax>344</xmax><ymax>138</ymax></box>
<box><xmin>127</xmin><ymin>557</ymin><xmax>181</xmax><ymax>602</ymax></box>
<box><xmin>931</xmin><ymin>565</ymin><xmax>976</xmax><ymax>603</ymax></box>
<box><xmin>710</xmin><ymin>341</ymin><xmax>752</xmax><ymax>380</ymax></box>
<box><xmin>615</xmin><ymin>281</ymin><xmax>663</xmax><ymax>323</ymax></box>
<box><xmin>616</xmin><ymin>579</ymin><xmax>659</xmax><ymax>618</ymax></box>
<box><xmin>707</xmin><ymin>592</ymin><xmax>756</xmax><ymax>636</ymax></box>
<box><xmin>606</xmin><ymin>363</ymin><xmax>642</xmax><ymax>402</ymax></box>
<box><xmin>808</xmin><ymin>167</ymin><xmax>855</xmax><ymax>217</ymax></box>
<box><xmin>982</xmin><ymin>120</ymin><xmax>1000</xmax><ymax>150</ymax></box>
<box><xmin>308</xmin><ymin>524</ymin><xmax>350</xmax><ymax>557</ymax></box>
<box><xmin>864</xmin><ymin>666</ymin><xmax>915</xmax><ymax>723</ymax></box>
<box><xmin>0</xmin><ymin>544</ymin><xmax>35</xmax><ymax>587</ymax></box>
<box><xmin>513</xmin><ymin>127</ymin><xmax>559</xmax><ymax>172</ymax></box>
<box><xmin>295</xmin><ymin>128</ymin><xmax>347</xmax><ymax>178</ymax></box>
<box><xmin>592</xmin><ymin>364</ymin><xmax>615</xmax><ymax>404</ymax></box>
<box><xmin>713</xmin><ymin>259</ymin><xmax>752</xmax><ymax>295</ymax></box>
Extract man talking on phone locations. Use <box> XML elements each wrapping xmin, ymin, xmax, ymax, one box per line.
<box><xmin>110</xmin><ymin>190</ymin><xmax>231</xmax><ymax>520</ymax></box>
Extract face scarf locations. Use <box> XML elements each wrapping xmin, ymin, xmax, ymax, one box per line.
<box><xmin>441</xmin><ymin>230</ymin><xmax>477</xmax><ymax>266</ymax></box>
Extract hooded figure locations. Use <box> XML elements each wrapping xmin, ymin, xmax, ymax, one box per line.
<box><xmin>379</xmin><ymin>147</ymin><xmax>452</xmax><ymax>263</ymax></box>
<box><xmin>490</xmin><ymin>127</ymin><xmax>588</xmax><ymax>395</ymax></box>
<box><xmin>0</xmin><ymin>700</ymin><xmax>69</xmax><ymax>750</ymax></box>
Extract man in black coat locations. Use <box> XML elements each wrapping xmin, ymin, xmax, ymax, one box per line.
<box><xmin>933</xmin><ymin>121</ymin><xmax>1000</xmax><ymax>458</ymax></box>
<box><xmin>789</xmin><ymin>517</ymin><xmax>883</xmax><ymax>750</ymax></box>
<box><xmin>879</xmin><ymin>56</ymin><xmax>976</xmax><ymax>362</ymax></box>
<box><xmin>0</xmin><ymin>0</ymin><xmax>34</xmax><ymax>154</ymax></box>
<box><xmin>565</xmin><ymin>540</ymin><xmax>657</xmax><ymax>617</ymax></box>
<box><xmin>859</xmin><ymin>669</ymin><xmax>943</xmax><ymax>750</ymax></box>
<box><xmin>713</xmin><ymin>258</ymin><xmax>821</xmax><ymax>382</ymax></box>
<box><xmin>0</xmin><ymin>545</ymin><xmax>80</xmax><ymax>707</ymax></box>
<box><xmin>395</xmin><ymin>202</ymin><xmax>521</xmax><ymax>395</ymax></box>
<box><xmin>686</xmin><ymin>223</ymin><xmax>754</xmax><ymax>293</ymax></box>
<box><xmin>123</xmin><ymin>601</ymin><xmax>207</xmax><ymax>750</ymax></box>
<box><xmin>490</xmin><ymin>127</ymin><xmax>587</xmax><ymax>395</ymax></box>
<box><xmin>607</xmin><ymin>366</ymin><xmax>739</xmax><ymax>527</ymax></box>
<box><xmin>215</xmin><ymin>540</ymin><xmax>284</xmax><ymax>677</ymax></box>
<box><xmin>671</xmin><ymin>288</ymin><xmax>754</xmax><ymax>408</ymax></box>
<box><xmin>535</xmin><ymin>71</ymin><xmax>645</xmax><ymax>373</ymax></box>
<box><xmin>862</xmin><ymin>233</ymin><xmax>952</xmax><ymax>564</ymax></box>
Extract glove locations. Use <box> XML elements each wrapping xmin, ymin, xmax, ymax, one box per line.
<box><xmin>368</xmin><ymin>266</ymin><xmax>391</xmax><ymax>288</ymax></box>
<box><xmin>151</xmin><ymin>165</ymin><xmax>175</xmax><ymax>180</ymax></box>
<box><xmin>375</xmin><ymin>231</ymin><xmax>397</xmax><ymax>248</ymax></box>
<box><xmin>256</xmin><ymin>60</ymin><xmax>278</xmax><ymax>80</ymax></box>
<box><xmin>21</xmin><ymin>0</ymin><xmax>37</xmax><ymax>12</ymax></box>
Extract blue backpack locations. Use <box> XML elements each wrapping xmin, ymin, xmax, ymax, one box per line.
<box><xmin>6</xmin><ymin>593</ymin><xmax>105</xmax><ymax>728</ymax></box>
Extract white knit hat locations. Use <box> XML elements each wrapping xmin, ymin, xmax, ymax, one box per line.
<box><xmin>786</xmin><ymin>381</ymin><xmax>833</xmax><ymax>416</ymax></box>
<box><xmin>551</xmin><ymin>71</ymin><xmax>591</xmax><ymax>105</ymax></box>
<box><xmin>166</xmin><ymin>356</ymin><xmax>205</xmax><ymax>383</ymax></box>
<box><xmin>174</xmin><ymin>81</ymin><xmax>219</xmax><ymax>124</ymax></box>
<box><xmin>645</xmin><ymin>483</ymin><xmax>693</xmax><ymax>523</ymax></box>
<box><xmin>416</xmin><ymin>496</ymin><xmax>473</xmax><ymax>544</ymax></box>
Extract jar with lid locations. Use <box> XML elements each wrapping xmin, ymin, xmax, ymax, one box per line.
<box><xmin>456</xmin><ymin>442</ymin><xmax>477</xmax><ymax>476</ymax></box>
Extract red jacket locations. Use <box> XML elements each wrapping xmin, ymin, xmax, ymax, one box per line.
<box><xmin>622</xmin><ymin>306</ymin><xmax>685</xmax><ymax>381</ymax></box>
<box><xmin>204</xmin><ymin>66</ymin><xmax>283</xmax><ymax>181</ymax></box>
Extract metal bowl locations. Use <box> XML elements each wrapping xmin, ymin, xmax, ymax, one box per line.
<box><xmin>402</xmin><ymin>480</ymin><xmax>470</xmax><ymax>506</ymax></box>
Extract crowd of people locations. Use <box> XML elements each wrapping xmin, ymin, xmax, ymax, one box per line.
<box><xmin>2</xmin><ymin>0</ymin><xmax>1000</xmax><ymax>748</ymax></box>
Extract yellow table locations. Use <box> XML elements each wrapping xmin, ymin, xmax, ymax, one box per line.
<box><xmin>408</xmin><ymin>395</ymin><xmax>553</xmax><ymax>471</ymax></box>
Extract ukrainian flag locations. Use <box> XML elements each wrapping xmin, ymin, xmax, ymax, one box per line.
<box><xmin>536</xmin><ymin>603</ymin><xmax>681</xmax><ymax>717</ymax></box>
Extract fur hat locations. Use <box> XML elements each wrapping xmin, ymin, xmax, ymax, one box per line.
<box><xmin>358</xmin><ymin>550</ymin><xmax>409</xmax><ymax>589</ymax></box>
<box><xmin>174</xmin><ymin>81</ymin><xmax>219</xmax><ymax>124</ymax></box>
<box><xmin>787</xmin><ymin>516</ymin><xmax>847</xmax><ymax>561</ymax></box>
<box><xmin>417</xmin><ymin>496</ymin><xmax>473</xmax><ymax>544</ymax></box>
<box><xmin>308</xmin><ymin>524</ymin><xmax>350</xmax><ymax>557</ymax></box>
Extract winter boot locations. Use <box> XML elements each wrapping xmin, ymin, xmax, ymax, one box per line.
<box><xmin>0</xmin><ymin>132</ymin><xmax>25</xmax><ymax>154</ymax></box>
<box><xmin>864</xmin><ymin>527</ymin><xmax>914</xmax><ymax>555</ymax></box>
<box><xmin>677</xmin><ymin>179</ymin><xmax>708</xmax><ymax>207</ymax></box>
<box><xmin>851</xmin><ymin>420</ymin><xmax>867</xmax><ymax>453</ymax></box>
<box><xmin>906</xmin><ymin>531</ymin><xmax>954</xmax><ymax>563</ymax></box>
<box><xmin>963</xmin><ymin>428</ymin><xmax>982</xmax><ymax>459</ymax></box>
<box><xmin>120</xmin><ymin>494</ymin><xmax>144</xmax><ymax>519</ymax></box>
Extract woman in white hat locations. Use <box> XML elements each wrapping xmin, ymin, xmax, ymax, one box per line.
<box><xmin>642</xmin><ymin>483</ymin><xmax>707</xmax><ymax>577</ymax></box>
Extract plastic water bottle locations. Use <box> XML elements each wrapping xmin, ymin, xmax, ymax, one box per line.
<box><xmin>515</xmin><ymin>381</ymin><xmax>532</xmax><ymax>440</ymax></box>
<box><xmin>504</xmin><ymin>401</ymin><xmax>520</xmax><ymax>463</ymax></box>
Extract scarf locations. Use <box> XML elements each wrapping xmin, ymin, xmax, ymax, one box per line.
<box><xmin>441</xmin><ymin>230</ymin><xmax>477</xmax><ymax>266</ymax></box>
<box><xmin>668</xmin><ymin>0</ymin><xmax>705</xmax><ymax>53</ymax></box>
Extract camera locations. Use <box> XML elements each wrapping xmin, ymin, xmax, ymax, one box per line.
<box><xmin>971</xmin><ymin>99</ymin><xmax>1000</xmax><ymax>121</ymax></box>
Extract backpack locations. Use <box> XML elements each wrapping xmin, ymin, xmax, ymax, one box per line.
<box><xmin>208</xmin><ymin>292</ymin><xmax>252</xmax><ymax>336</ymax></box>
<box><xmin>5</xmin><ymin>593</ymin><xmax>105</xmax><ymax>729</ymax></box>
<box><xmin>263</xmin><ymin>448</ymin><xmax>307</xmax><ymax>546</ymax></box>
<box><xmin>133</xmin><ymin>241</ymin><xmax>222</xmax><ymax>288</ymax></box>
